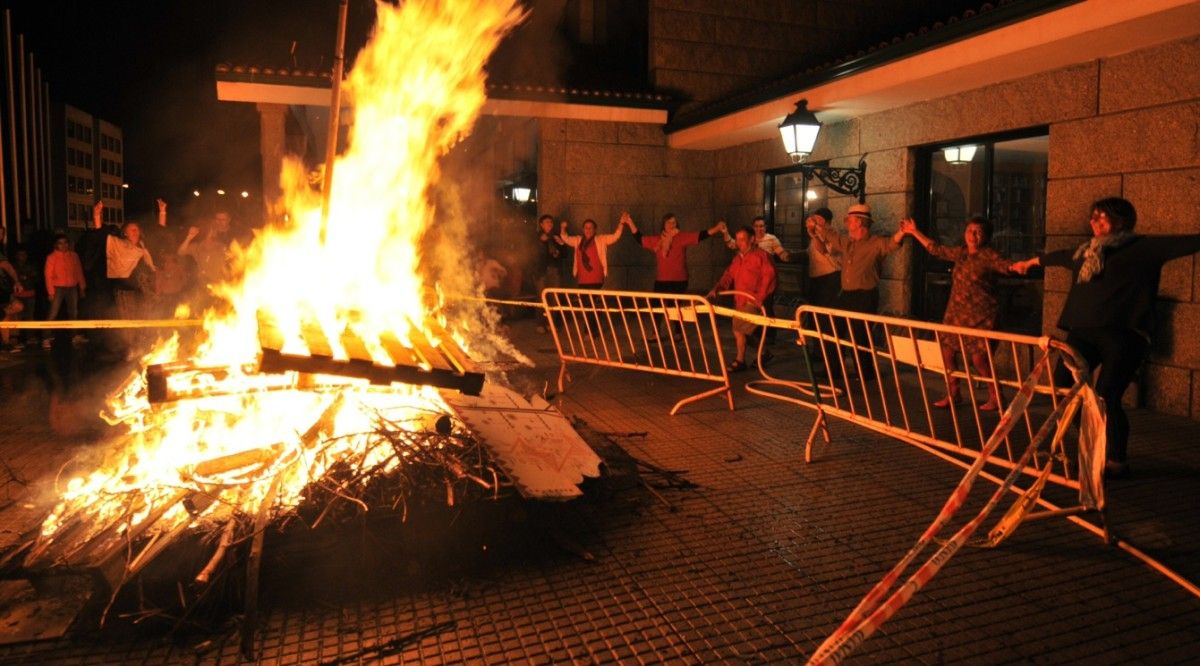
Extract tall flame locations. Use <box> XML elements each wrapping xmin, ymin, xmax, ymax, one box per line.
<box><xmin>37</xmin><ymin>0</ymin><xmax>526</xmax><ymax>542</ymax></box>
<box><xmin>202</xmin><ymin>0</ymin><xmax>525</xmax><ymax>366</ymax></box>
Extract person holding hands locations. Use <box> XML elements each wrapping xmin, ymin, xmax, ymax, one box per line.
<box><xmin>806</xmin><ymin>203</ymin><xmax>904</xmax><ymax>380</ymax></box>
<box><xmin>1011</xmin><ymin>197</ymin><xmax>1200</xmax><ymax>478</ymax></box>
<box><xmin>627</xmin><ymin>213</ymin><xmax>727</xmax><ymax>294</ymax></box>
<box><xmin>706</xmin><ymin>226</ymin><xmax>777</xmax><ymax>372</ymax></box>
<box><xmin>804</xmin><ymin>207</ymin><xmax>840</xmax><ymax>308</ymax></box>
<box><xmin>558</xmin><ymin>213</ymin><xmax>626</xmax><ymax>289</ymax></box>
<box><xmin>900</xmin><ymin>216</ymin><xmax>1011</xmax><ymax>409</ymax></box>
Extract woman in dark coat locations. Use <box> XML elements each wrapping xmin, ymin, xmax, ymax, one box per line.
<box><xmin>1012</xmin><ymin>197</ymin><xmax>1200</xmax><ymax>478</ymax></box>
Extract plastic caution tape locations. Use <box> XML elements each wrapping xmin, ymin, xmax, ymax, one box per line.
<box><xmin>806</xmin><ymin>353</ymin><xmax>1089</xmax><ymax>665</ymax></box>
<box><xmin>0</xmin><ymin>319</ymin><xmax>203</xmax><ymax>329</ymax></box>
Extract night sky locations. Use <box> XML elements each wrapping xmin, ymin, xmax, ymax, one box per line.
<box><xmin>2</xmin><ymin>0</ymin><xmax>380</xmax><ymax>220</ymax></box>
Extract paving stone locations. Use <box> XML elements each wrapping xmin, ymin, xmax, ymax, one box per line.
<box><xmin>1</xmin><ymin>322</ymin><xmax>1199</xmax><ymax>662</ymax></box>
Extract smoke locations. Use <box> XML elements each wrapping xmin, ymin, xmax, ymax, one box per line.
<box><xmin>426</xmin><ymin>179</ymin><xmax>532</xmax><ymax>371</ymax></box>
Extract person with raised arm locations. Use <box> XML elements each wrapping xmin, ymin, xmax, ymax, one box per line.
<box><xmin>95</xmin><ymin>200</ymin><xmax>156</xmax><ymax>357</ymax></box>
<box><xmin>806</xmin><ymin>203</ymin><xmax>905</xmax><ymax>380</ymax></box>
<box><xmin>627</xmin><ymin>212</ymin><xmax>726</xmax><ymax>295</ymax></box>
<box><xmin>558</xmin><ymin>213</ymin><xmax>626</xmax><ymax>289</ymax></box>
<box><xmin>1011</xmin><ymin>197</ymin><xmax>1200</xmax><ymax>478</ymax></box>
<box><xmin>901</xmin><ymin>216</ymin><xmax>1011</xmax><ymax>410</ymax></box>
<box><xmin>706</xmin><ymin>226</ymin><xmax>777</xmax><ymax>372</ymax></box>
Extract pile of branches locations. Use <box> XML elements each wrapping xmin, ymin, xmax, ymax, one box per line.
<box><xmin>1</xmin><ymin>395</ymin><xmax>512</xmax><ymax>637</ymax></box>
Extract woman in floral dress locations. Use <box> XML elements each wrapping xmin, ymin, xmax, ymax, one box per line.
<box><xmin>901</xmin><ymin>216</ymin><xmax>1012</xmax><ymax>410</ymax></box>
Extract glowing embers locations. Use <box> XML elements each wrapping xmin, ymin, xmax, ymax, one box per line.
<box><xmin>255</xmin><ymin>310</ymin><xmax>485</xmax><ymax>396</ymax></box>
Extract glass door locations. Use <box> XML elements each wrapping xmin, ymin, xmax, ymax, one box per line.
<box><xmin>913</xmin><ymin>131</ymin><xmax>1047</xmax><ymax>334</ymax></box>
<box><xmin>763</xmin><ymin>164</ymin><xmax>829</xmax><ymax>302</ymax></box>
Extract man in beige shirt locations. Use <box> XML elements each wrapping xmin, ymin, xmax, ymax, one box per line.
<box><xmin>805</xmin><ymin>207</ymin><xmax>840</xmax><ymax>308</ymax></box>
<box><xmin>806</xmin><ymin>203</ymin><xmax>904</xmax><ymax>379</ymax></box>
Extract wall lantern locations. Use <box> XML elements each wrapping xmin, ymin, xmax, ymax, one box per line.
<box><xmin>942</xmin><ymin>144</ymin><xmax>978</xmax><ymax>165</ymax></box>
<box><xmin>779</xmin><ymin>99</ymin><xmax>822</xmax><ymax>163</ymax></box>
<box><xmin>778</xmin><ymin>99</ymin><xmax>868</xmax><ymax>203</ymax></box>
<box><xmin>501</xmin><ymin>168</ymin><xmax>537</xmax><ymax>206</ymax></box>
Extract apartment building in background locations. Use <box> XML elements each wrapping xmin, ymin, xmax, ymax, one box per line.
<box><xmin>2</xmin><ymin>9</ymin><xmax>124</xmax><ymax>241</ymax></box>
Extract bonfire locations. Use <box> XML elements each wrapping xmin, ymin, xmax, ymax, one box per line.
<box><xmin>5</xmin><ymin>0</ymin><xmax>600</xmax><ymax>644</ymax></box>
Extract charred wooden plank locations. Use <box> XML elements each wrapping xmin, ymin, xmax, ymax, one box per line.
<box><xmin>339</xmin><ymin>326</ymin><xmax>375</xmax><ymax>364</ymax></box>
<box><xmin>254</xmin><ymin>314</ymin><xmax>484</xmax><ymax>394</ymax></box>
<box><xmin>299</xmin><ymin>320</ymin><xmax>334</xmax><ymax>359</ymax></box>
<box><xmin>378</xmin><ymin>330</ymin><xmax>423</xmax><ymax>368</ymax></box>
<box><xmin>257</xmin><ymin>349</ymin><xmax>482</xmax><ymax>394</ymax></box>
<box><xmin>146</xmin><ymin>364</ymin><xmax>299</xmax><ymax>404</ymax></box>
<box><xmin>405</xmin><ymin>324</ymin><xmax>453</xmax><ymax>372</ymax></box>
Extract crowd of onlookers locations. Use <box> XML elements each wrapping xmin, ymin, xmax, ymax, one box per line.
<box><xmin>0</xmin><ymin>199</ymin><xmax>233</xmax><ymax>359</ymax></box>
<box><xmin>522</xmin><ymin>198</ymin><xmax>1200</xmax><ymax>480</ymax></box>
<box><xmin>4</xmin><ymin>192</ymin><xmax>1196</xmax><ymax>478</ymax></box>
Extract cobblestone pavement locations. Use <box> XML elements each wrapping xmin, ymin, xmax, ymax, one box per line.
<box><xmin>0</xmin><ymin>320</ymin><xmax>1198</xmax><ymax>664</ymax></box>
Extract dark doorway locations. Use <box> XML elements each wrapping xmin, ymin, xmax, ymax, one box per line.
<box><xmin>913</xmin><ymin>131</ymin><xmax>1047</xmax><ymax>334</ymax></box>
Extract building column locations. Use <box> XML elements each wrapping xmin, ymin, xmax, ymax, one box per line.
<box><xmin>256</xmin><ymin>102</ymin><xmax>287</xmax><ymax>222</ymax></box>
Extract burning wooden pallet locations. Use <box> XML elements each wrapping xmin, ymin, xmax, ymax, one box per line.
<box><xmin>144</xmin><ymin>313</ymin><xmax>486</xmax><ymax>404</ymax></box>
<box><xmin>256</xmin><ymin>312</ymin><xmax>485</xmax><ymax>396</ymax></box>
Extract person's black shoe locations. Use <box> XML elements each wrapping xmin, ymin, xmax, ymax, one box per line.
<box><xmin>727</xmin><ymin>359</ymin><xmax>747</xmax><ymax>373</ymax></box>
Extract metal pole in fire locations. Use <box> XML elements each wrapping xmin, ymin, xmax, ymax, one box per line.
<box><xmin>319</xmin><ymin>0</ymin><xmax>350</xmax><ymax>246</ymax></box>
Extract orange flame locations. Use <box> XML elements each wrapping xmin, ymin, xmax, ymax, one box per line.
<box><xmin>39</xmin><ymin>0</ymin><xmax>526</xmax><ymax>543</ymax></box>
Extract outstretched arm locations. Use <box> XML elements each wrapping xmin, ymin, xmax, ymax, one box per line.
<box><xmin>1010</xmin><ymin>256</ymin><xmax>1041</xmax><ymax>275</ymax></box>
<box><xmin>558</xmin><ymin>220</ymin><xmax>581</xmax><ymax>247</ymax></box>
<box><xmin>622</xmin><ymin>212</ymin><xmax>638</xmax><ymax>235</ymax></box>
<box><xmin>156</xmin><ymin>198</ymin><xmax>168</xmax><ymax>227</ymax></box>
<box><xmin>703</xmin><ymin>220</ymin><xmax>726</xmax><ymax>239</ymax></box>
<box><xmin>92</xmin><ymin>200</ymin><xmax>104</xmax><ymax>229</ymax></box>
<box><xmin>900</xmin><ymin>218</ymin><xmax>933</xmax><ymax>251</ymax></box>
<box><xmin>178</xmin><ymin>226</ymin><xmax>201</xmax><ymax>255</ymax></box>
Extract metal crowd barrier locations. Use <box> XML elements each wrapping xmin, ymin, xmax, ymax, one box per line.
<box><xmin>541</xmin><ymin>288</ymin><xmax>733</xmax><ymax>415</ymax></box>
<box><xmin>747</xmin><ymin>305</ymin><xmax>1104</xmax><ymax>506</ymax></box>
<box><xmin>739</xmin><ymin>304</ymin><xmax>1118</xmax><ymax>664</ymax></box>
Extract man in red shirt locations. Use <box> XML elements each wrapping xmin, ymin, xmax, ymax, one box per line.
<box><xmin>44</xmin><ymin>234</ymin><xmax>87</xmax><ymax>323</ymax></box>
<box><xmin>707</xmin><ymin>226</ymin><xmax>777</xmax><ymax>372</ymax></box>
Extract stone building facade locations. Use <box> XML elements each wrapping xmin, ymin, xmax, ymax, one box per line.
<box><xmin>217</xmin><ymin>3</ymin><xmax>1200</xmax><ymax>420</ymax></box>
<box><xmin>534</xmin><ymin>31</ymin><xmax>1200</xmax><ymax>419</ymax></box>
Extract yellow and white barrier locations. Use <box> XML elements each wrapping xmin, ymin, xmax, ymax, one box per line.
<box><xmin>541</xmin><ymin>288</ymin><xmax>733</xmax><ymax>415</ymax></box>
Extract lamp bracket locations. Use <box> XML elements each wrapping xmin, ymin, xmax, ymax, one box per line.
<box><xmin>799</xmin><ymin>156</ymin><xmax>867</xmax><ymax>203</ymax></box>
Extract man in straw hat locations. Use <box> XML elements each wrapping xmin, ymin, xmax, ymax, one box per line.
<box><xmin>806</xmin><ymin>203</ymin><xmax>905</xmax><ymax>380</ymax></box>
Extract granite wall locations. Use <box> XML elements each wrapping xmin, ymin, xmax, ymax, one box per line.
<box><xmin>539</xmin><ymin>33</ymin><xmax>1200</xmax><ymax>418</ymax></box>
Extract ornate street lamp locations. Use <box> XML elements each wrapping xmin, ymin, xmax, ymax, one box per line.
<box><xmin>778</xmin><ymin>99</ymin><xmax>867</xmax><ymax>203</ymax></box>
<box><xmin>779</xmin><ymin>99</ymin><xmax>822</xmax><ymax>163</ymax></box>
